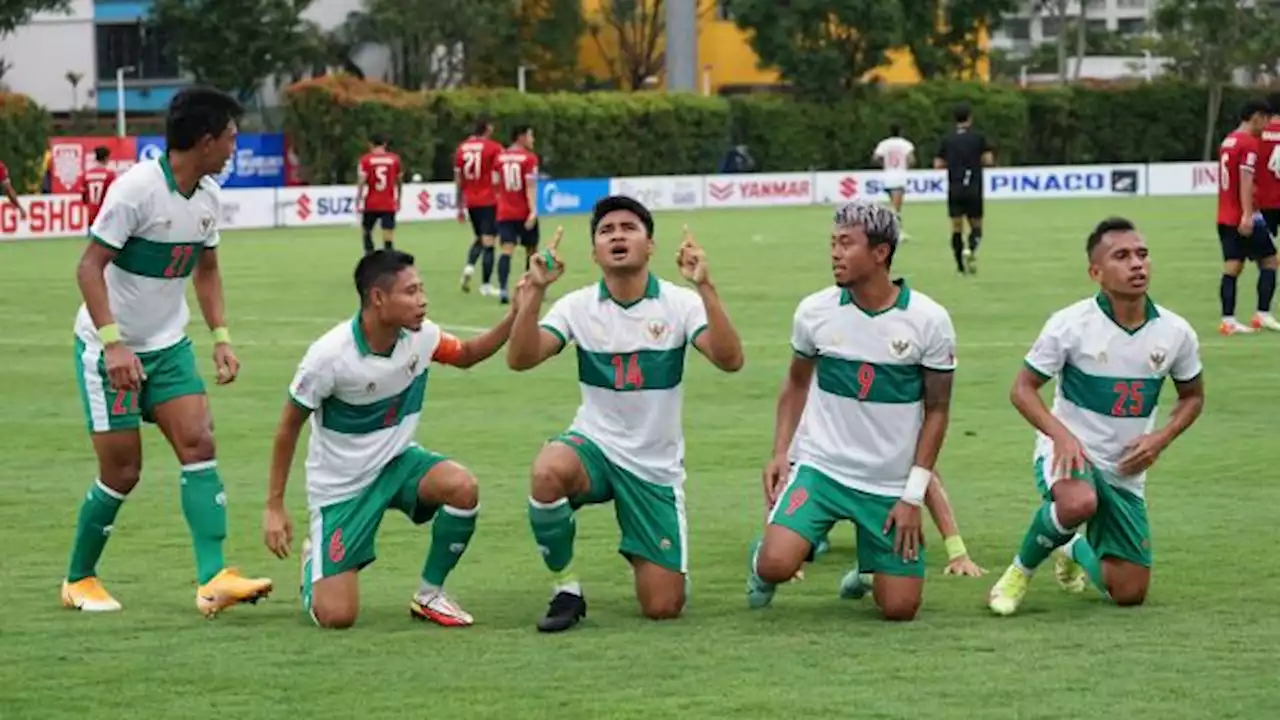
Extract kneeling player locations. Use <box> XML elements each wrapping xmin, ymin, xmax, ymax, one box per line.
<box><xmin>263</xmin><ymin>250</ymin><xmax>518</xmax><ymax>629</ymax></box>
<box><xmin>987</xmin><ymin>218</ymin><xmax>1204</xmax><ymax>615</ymax></box>
<box><xmin>507</xmin><ymin>197</ymin><xmax>745</xmax><ymax>632</ymax></box>
<box><xmin>748</xmin><ymin>200</ymin><xmax>956</xmax><ymax>621</ymax></box>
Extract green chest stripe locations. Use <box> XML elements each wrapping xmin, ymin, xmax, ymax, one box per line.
<box><xmin>112</xmin><ymin>236</ymin><xmax>204</xmax><ymax>279</ymax></box>
<box><xmin>319</xmin><ymin>372</ymin><xmax>427</xmax><ymax>434</ymax></box>
<box><xmin>577</xmin><ymin>346</ymin><xmax>686</xmax><ymax>392</ymax></box>
<box><xmin>1060</xmin><ymin>364</ymin><xmax>1163</xmax><ymax>418</ymax></box>
<box><xmin>816</xmin><ymin>355</ymin><xmax>922</xmax><ymax>404</ymax></box>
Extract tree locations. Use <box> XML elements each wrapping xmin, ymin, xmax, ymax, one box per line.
<box><xmin>518</xmin><ymin>0</ymin><xmax>586</xmax><ymax>91</ymax></box>
<box><xmin>1154</xmin><ymin>0</ymin><xmax>1280</xmax><ymax>159</ymax></box>
<box><xmin>0</xmin><ymin>0</ymin><xmax>69</xmax><ymax>36</ymax></box>
<box><xmin>729</xmin><ymin>0</ymin><xmax>904</xmax><ymax>98</ymax></box>
<box><xmin>587</xmin><ymin>0</ymin><xmax>666</xmax><ymax>90</ymax></box>
<box><xmin>149</xmin><ymin>0</ymin><xmax>316</xmax><ymax>100</ymax></box>
<box><xmin>901</xmin><ymin>0</ymin><xmax>1019</xmax><ymax>80</ymax></box>
<box><xmin>346</xmin><ymin>0</ymin><xmax>510</xmax><ymax>89</ymax></box>
<box><xmin>1031</xmin><ymin>0</ymin><xmax>1071</xmax><ymax>83</ymax></box>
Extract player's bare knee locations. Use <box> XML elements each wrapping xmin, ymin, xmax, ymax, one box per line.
<box><xmin>1223</xmin><ymin>260</ymin><xmax>1244</xmax><ymax>277</ymax></box>
<box><xmin>312</xmin><ymin>604</ymin><xmax>357</xmax><ymax>629</ymax></box>
<box><xmin>754</xmin><ymin>544</ymin><xmax>803</xmax><ymax>584</ymax></box>
<box><xmin>530</xmin><ymin>446</ymin><xmax>579</xmax><ymax>504</ymax></box>
<box><xmin>1262</xmin><ymin>255</ymin><xmax>1280</xmax><ymax>270</ymax></box>
<box><xmin>640</xmin><ymin>593</ymin><xmax>684</xmax><ymax>621</ymax></box>
<box><xmin>1111</xmin><ymin>586</ymin><xmax>1147</xmax><ymax>607</ymax></box>
<box><xmin>445</xmin><ymin>469</ymin><xmax>480</xmax><ymax>510</ymax></box>
<box><xmin>879</xmin><ymin>596</ymin><xmax>920</xmax><ymax>622</ymax></box>
<box><xmin>1052</xmin><ymin>482</ymin><xmax>1098</xmax><ymax>526</ymax></box>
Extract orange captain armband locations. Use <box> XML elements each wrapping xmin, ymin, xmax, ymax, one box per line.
<box><xmin>433</xmin><ymin>332</ymin><xmax>465</xmax><ymax>365</ymax></box>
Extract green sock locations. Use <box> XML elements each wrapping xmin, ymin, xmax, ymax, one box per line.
<box><xmin>181</xmin><ymin>462</ymin><xmax>227</xmax><ymax>585</ymax></box>
<box><xmin>1066</xmin><ymin>535</ymin><xmax>1110</xmax><ymax>599</ymax></box>
<box><xmin>528</xmin><ymin>498</ymin><xmax>576</xmax><ymax>580</ymax></box>
<box><xmin>1015</xmin><ymin>502</ymin><xmax>1074</xmax><ymax>572</ymax></box>
<box><xmin>422</xmin><ymin>505</ymin><xmax>478</xmax><ymax>587</ymax></box>
<box><xmin>67</xmin><ymin>479</ymin><xmax>124</xmax><ymax>582</ymax></box>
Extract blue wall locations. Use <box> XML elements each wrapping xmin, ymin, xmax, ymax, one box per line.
<box><xmin>93</xmin><ymin>0</ymin><xmax>153</xmax><ymax>22</ymax></box>
<box><xmin>96</xmin><ymin>85</ymin><xmax>183</xmax><ymax>113</ymax></box>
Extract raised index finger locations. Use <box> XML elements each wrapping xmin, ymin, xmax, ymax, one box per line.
<box><xmin>549</xmin><ymin>225</ymin><xmax>565</xmax><ymax>252</ymax></box>
<box><xmin>681</xmin><ymin>224</ymin><xmax>698</xmax><ymax>248</ymax></box>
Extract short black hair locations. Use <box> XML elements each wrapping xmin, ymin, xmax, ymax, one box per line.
<box><xmin>590</xmin><ymin>195</ymin><xmax>654</xmax><ymax>238</ymax></box>
<box><xmin>953</xmin><ymin>103</ymin><xmax>972</xmax><ymax>123</ymax></box>
<box><xmin>511</xmin><ymin>124</ymin><xmax>533</xmax><ymax>143</ymax></box>
<box><xmin>94</xmin><ymin>146</ymin><xmax>110</xmax><ymax>163</ymax></box>
<box><xmin>473</xmin><ymin>115</ymin><xmax>492</xmax><ymax>135</ymax></box>
<box><xmin>1241</xmin><ymin>98</ymin><xmax>1270</xmax><ymax>123</ymax></box>
<box><xmin>370</xmin><ymin>133</ymin><xmax>387</xmax><ymax>147</ymax></box>
<box><xmin>166</xmin><ymin>86</ymin><xmax>243</xmax><ymax>151</ymax></box>
<box><xmin>1086</xmin><ymin>216</ymin><xmax>1136</xmax><ymax>258</ymax></box>
<box><xmin>354</xmin><ymin>249</ymin><xmax>416</xmax><ymax>306</ymax></box>
<box><xmin>889</xmin><ymin>123</ymin><xmax>901</xmax><ymax>137</ymax></box>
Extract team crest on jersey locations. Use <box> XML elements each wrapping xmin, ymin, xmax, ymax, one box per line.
<box><xmin>365</xmin><ymin>382</ymin><xmax>377</xmax><ymax>394</ymax></box>
<box><xmin>407</xmin><ymin>353</ymin><xmax>420</xmax><ymax>376</ymax></box>
<box><xmin>889</xmin><ymin>338</ymin><xmax>912</xmax><ymax>359</ymax></box>
<box><xmin>1149</xmin><ymin>348</ymin><xmax>1167</xmax><ymax>371</ymax></box>
<box><xmin>646</xmin><ymin>318</ymin><xmax>668</xmax><ymax>341</ymax></box>
<box><xmin>199</xmin><ymin>214</ymin><xmax>215</xmax><ymax>236</ymax></box>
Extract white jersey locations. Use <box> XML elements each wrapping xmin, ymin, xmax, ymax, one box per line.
<box><xmin>1024</xmin><ymin>294</ymin><xmax>1202</xmax><ymax>497</ymax></box>
<box><xmin>789</xmin><ymin>281</ymin><xmax>956</xmax><ymax>497</ymax></box>
<box><xmin>74</xmin><ymin>157</ymin><xmax>223</xmax><ymax>353</ymax></box>
<box><xmin>539</xmin><ymin>274</ymin><xmax>708</xmax><ymax>486</ymax></box>
<box><xmin>288</xmin><ymin>316</ymin><xmax>460</xmax><ymax>508</ymax></box>
<box><xmin>873</xmin><ymin>136</ymin><xmax>915</xmax><ymax>188</ymax></box>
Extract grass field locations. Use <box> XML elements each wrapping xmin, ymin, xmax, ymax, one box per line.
<box><xmin>2</xmin><ymin>196</ymin><xmax>1278</xmax><ymax>720</ymax></box>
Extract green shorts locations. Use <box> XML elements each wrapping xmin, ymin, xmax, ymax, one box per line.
<box><xmin>769</xmin><ymin>463</ymin><xmax>925</xmax><ymax>578</ymax></box>
<box><xmin>305</xmin><ymin>445</ymin><xmax>448</xmax><ymax>582</ymax></box>
<box><xmin>1034</xmin><ymin>456</ymin><xmax>1152</xmax><ymax>568</ymax></box>
<box><xmin>74</xmin><ymin>336</ymin><xmax>205</xmax><ymax>433</ymax></box>
<box><xmin>555</xmin><ymin>431</ymin><xmax>688</xmax><ymax>574</ymax></box>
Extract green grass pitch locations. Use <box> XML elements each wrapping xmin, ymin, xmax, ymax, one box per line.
<box><xmin>1</xmin><ymin>197</ymin><xmax>1277</xmax><ymax>719</ymax></box>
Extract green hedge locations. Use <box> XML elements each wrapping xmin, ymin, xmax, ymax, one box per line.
<box><xmin>277</xmin><ymin>76</ymin><xmax>1280</xmax><ymax>182</ymax></box>
<box><xmin>0</xmin><ymin>93</ymin><xmax>51</xmax><ymax>192</ymax></box>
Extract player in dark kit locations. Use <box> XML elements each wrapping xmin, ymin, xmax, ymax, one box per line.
<box><xmin>1216</xmin><ymin>99</ymin><xmax>1278</xmax><ymax>335</ymax></box>
<box><xmin>355</xmin><ymin>134</ymin><xmax>402</xmax><ymax>255</ymax></box>
<box><xmin>1240</xmin><ymin>94</ymin><xmax>1280</xmax><ymax>333</ymax></box>
<box><xmin>935</xmin><ymin>103</ymin><xmax>994</xmax><ymax>275</ymax></box>
<box><xmin>79</xmin><ymin>147</ymin><xmax>117</xmax><ymax>228</ymax></box>
<box><xmin>495</xmin><ymin>125</ymin><xmax>540</xmax><ymax>305</ymax></box>
<box><xmin>455</xmin><ymin>117</ymin><xmax>504</xmax><ymax>296</ymax></box>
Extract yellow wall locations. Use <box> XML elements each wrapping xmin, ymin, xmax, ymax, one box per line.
<box><xmin>578</xmin><ymin>0</ymin><xmax>987</xmax><ymax>92</ymax></box>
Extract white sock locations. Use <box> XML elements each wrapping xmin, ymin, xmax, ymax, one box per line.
<box><xmin>1013</xmin><ymin>556</ymin><xmax>1034</xmax><ymax>576</ymax></box>
<box><xmin>418</xmin><ymin>580</ymin><xmax>441</xmax><ymax>596</ymax></box>
<box><xmin>555</xmin><ymin>580</ymin><xmax>582</xmax><ymax>596</ymax></box>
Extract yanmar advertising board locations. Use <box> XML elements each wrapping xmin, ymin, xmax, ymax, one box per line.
<box><xmin>703</xmin><ymin>173</ymin><xmax>814</xmax><ymax>208</ymax></box>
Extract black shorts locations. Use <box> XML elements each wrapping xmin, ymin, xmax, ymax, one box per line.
<box><xmin>468</xmin><ymin>206</ymin><xmax>497</xmax><ymax>237</ymax></box>
<box><xmin>947</xmin><ymin>190</ymin><xmax>984</xmax><ymax>220</ymax></box>
<box><xmin>361</xmin><ymin>211</ymin><xmax>396</xmax><ymax>231</ymax></box>
<box><xmin>1217</xmin><ymin>222</ymin><xmax>1278</xmax><ymax>262</ymax></box>
<box><xmin>498</xmin><ymin>219</ymin><xmax>540</xmax><ymax>248</ymax></box>
<box><xmin>1261</xmin><ymin>208</ymin><xmax>1280</xmax><ymax>238</ymax></box>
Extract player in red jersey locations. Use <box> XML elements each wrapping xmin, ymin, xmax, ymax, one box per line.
<box><xmin>79</xmin><ymin>147</ymin><xmax>117</xmax><ymax>230</ymax></box>
<box><xmin>355</xmin><ymin>134</ymin><xmax>402</xmax><ymax>255</ymax></box>
<box><xmin>0</xmin><ymin>159</ymin><xmax>27</xmax><ymax>221</ymax></box>
<box><xmin>1216</xmin><ymin>99</ymin><xmax>1277</xmax><ymax>335</ymax></box>
<box><xmin>454</xmin><ymin>117</ymin><xmax>503</xmax><ymax>296</ymax></box>
<box><xmin>494</xmin><ymin>124</ymin><xmax>540</xmax><ymax>305</ymax></box>
<box><xmin>1245</xmin><ymin>93</ymin><xmax>1280</xmax><ymax>332</ymax></box>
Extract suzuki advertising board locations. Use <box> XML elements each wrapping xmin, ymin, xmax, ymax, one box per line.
<box><xmin>278</xmin><ymin>183</ymin><xmax>457</xmax><ymax>227</ymax></box>
<box><xmin>703</xmin><ymin>173</ymin><xmax>814</xmax><ymax>208</ymax></box>
<box><xmin>137</xmin><ymin>133</ymin><xmax>287</xmax><ymax>188</ymax></box>
<box><xmin>610</xmin><ymin>175</ymin><xmax>703</xmax><ymax>211</ymax></box>
<box><xmin>815</xmin><ymin>171</ymin><xmax>948</xmax><ymax>204</ymax></box>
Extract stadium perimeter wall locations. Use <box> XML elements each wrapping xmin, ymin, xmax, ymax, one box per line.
<box><xmin>0</xmin><ymin>161</ymin><xmax>1224</xmax><ymax>241</ymax></box>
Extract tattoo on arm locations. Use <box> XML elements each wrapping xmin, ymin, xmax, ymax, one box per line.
<box><xmin>923</xmin><ymin>369</ymin><xmax>954</xmax><ymax>410</ymax></box>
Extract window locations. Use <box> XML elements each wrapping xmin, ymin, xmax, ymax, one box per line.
<box><xmin>95</xmin><ymin>23</ymin><xmax>180</xmax><ymax>82</ymax></box>
<box><xmin>1117</xmin><ymin>18</ymin><xmax>1146</xmax><ymax>35</ymax></box>
<box><xmin>1007</xmin><ymin>19</ymin><xmax>1031</xmax><ymax>41</ymax></box>
<box><xmin>715</xmin><ymin>1</ymin><xmax>733</xmax><ymax>21</ymax></box>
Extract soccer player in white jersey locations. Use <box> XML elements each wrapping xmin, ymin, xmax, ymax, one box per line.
<box><xmin>507</xmin><ymin>196</ymin><xmax>745</xmax><ymax>632</ymax></box>
<box><xmin>62</xmin><ymin>87</ymin><xmax>273</xmax><ymax>617</ymax></box>
<box><xmin>988</xmin><ymin>217</ymin><xmax>1205</xmax><ymax>616</ymax></box>
<box><xmin>262</xmin><ymin>250</ymin><xmax>519</xmax><ymax>629</ymax></box>
<box><xmin>873</xmin><ymin>125</ymin><xmax>915</xmax><ymax>221</ymax></box>
<box><xmin>748</xmin><ymin>199</ymin><xmax>956</xmax><ymax>621</ymax></box>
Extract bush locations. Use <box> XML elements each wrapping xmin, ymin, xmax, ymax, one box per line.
<box><xmin>0</xmin><ymin>93</ymin><xmax>52</xmax><ymax>193</ymax></box>
<box><xmin>276</xmin><ymin>75</ymin><xmax>1263</xmax><ymax>182</ymax></box>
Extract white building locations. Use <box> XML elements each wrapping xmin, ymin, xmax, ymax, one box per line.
<box><xmin>990</xmin><ymin>0</ymin><xmax>1153</xmax><ymax>52</ymax></box>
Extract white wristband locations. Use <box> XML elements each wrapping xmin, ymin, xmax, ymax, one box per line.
<box><xmin>902</xmin><ymin>466</ymin><xmax>932</xmax><ymax>506</ymax></box>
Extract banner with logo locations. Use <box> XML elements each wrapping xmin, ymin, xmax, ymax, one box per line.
<box><xmin>610</xmin><ymin>175</ymin><xmax>703</xmax><ymax>211</ymax></box>
<box><xmin>48</xmin><ymin>137</ymin><xmax>138</xmax><ymax>194</ymax></box>
<box><xmin>815</xmin><ymin>171</ymin><xmax>948</xmax><ymax>204</ymax></box>
<box><xmin>537</xmin><ymin>178</ymin><xmax>611</xmax><ymax>216</ymax></box>
<box><xmin>703</xmin><ymin>173</ymin><xmax>814</xmax><ymax>208</ymax></box>
<box><xmin>0</xmin><ymin>193</ymin><xmax>91</xmax><ymax>240</ymax></box>
<box><xmin>278</xmin><ymin>183</ymin><xmax>457</xmax><ymax>227</ymax></box>
<box><xmin>137</xmin><ymin>133</ymin><xmax>286</xmax><ymax>188</ymax></box>
<box><xmin>217</xmin><ymin>188</ymin><xmax>277</xmax><ymax>230</ymax></box>
<box><xmin>987</xmin><ymin>165</ymin><xmax>1145</xmax><ymax>199</ymax></box>
<box><xmin>1147</xmin><ymin>162</ymin><xmax>1217</xmax><ymax>196</ymax></box>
